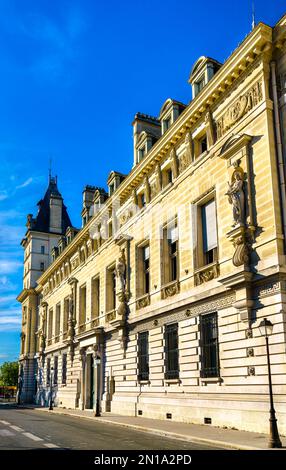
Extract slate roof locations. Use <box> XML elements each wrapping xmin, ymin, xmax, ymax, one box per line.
<box><xmin>33</xmin><ymin>177</ymin><xmax>72</xmax><ymax>234</ymax></box>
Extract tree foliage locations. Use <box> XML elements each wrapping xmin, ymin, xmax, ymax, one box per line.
<box><xmin>0</xmin><ymin>361</ymin><xmax>18</xmax><ymax>386</ymax></box>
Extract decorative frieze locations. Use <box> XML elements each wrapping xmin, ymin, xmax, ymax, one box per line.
<box><xmin>254</xmin><ymin>281</ymin><xmax>280</xmax><ymax>299</ymax></box>
<box><xmin>216</xmin><ymin>80</ymin><xmax>263</xmax><ymax>138</ymax></box>
<box><xmin>136</xmin><ymin>293</ymin><xmax>150</xmax><ymax>310</ymax></box>
<box><xmin>188</xmin><ymin>293</ymin><xmax>235</xmax><ymax>317</ymax></box>
<box><xmin>161</xmin><ymin>280</ymin><xmax>180</xmax><ymax>299</ymax></box>
<box><xmin>194</xmin><ymin>263</ymin><xmax>220</xmax><ymax>286</ymax></box>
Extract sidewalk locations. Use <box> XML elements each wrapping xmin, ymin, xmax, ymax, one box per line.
<box><xmin>27</xmin><ymin>405</ymin><xmax>285</xmax><ymax>450</ymax></box>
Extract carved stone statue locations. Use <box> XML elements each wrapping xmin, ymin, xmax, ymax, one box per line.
<box><xmin>68</xmin><ymin>294</ymin><xmax>74</xmax><ymax>320</ymax></box>
<box><xmin>226</xmin><ymin>170</ymin><xmax>245</xmax><ymax>227</ymax></box>
<box><xmin>115</xmin><ymin>249</ymin><xmax>126</xmax><ymax>292</ymax></box>
<box><xmin>39</xmin><ymin>331</ymin><xmax>46</xmax><ymax>351</ymax></box>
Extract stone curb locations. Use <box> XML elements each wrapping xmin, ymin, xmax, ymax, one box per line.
<box><xmin>32</xmin><ymin>407</ymin><xmax>264</xmax><ymax>451</ymax></box>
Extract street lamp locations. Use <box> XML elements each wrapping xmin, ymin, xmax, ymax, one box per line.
<box><xmin>49</xmin><ymin>366</ymin><xmax>54</xmax><ymax>411</ymax></box>
<box><xmin>258</xmin><ymin>318</ymin><xmax>282</xmax><ymax>448</ymax></box>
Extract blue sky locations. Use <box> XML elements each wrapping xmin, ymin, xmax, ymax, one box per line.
<box><xmin>0</xmin><ymin>0</ymin><xmax>285</xmax><ymax>364</ymax></box>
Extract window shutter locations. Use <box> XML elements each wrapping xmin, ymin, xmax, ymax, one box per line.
<box><xmin>202</xmin><ymin>200</ymin><xmax>217</xmax><ymax>252</ymax></box>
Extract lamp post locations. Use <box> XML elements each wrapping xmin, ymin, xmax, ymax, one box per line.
<box><xmin>258</xmin><ymin>318</ymin><xmax>282</xmax><ymax>448</ymax></box>
<box><xmin>49</xmin><ymin>366</ymin><xmax>54</xmax><ymax>411</ymax></box>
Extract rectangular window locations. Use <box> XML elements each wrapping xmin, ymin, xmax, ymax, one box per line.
<box><xmin>48</xmin><ymin>309</ymin><xmax>53</xmax><ymax>340</ymax></box>
<box><xmin>143</xmin><ymin>246</ymin><xmax>150</xmax><ymax>294</ymax></box>
<box><xmin>55</xmin><ymin>303</ymin><xmax>61</xmax><ymax>340</ymax></box>
<box><xmin>53</xmin><ymin>356</ymin><xmax>58</xmax><ymax>385</ymax></box>
<box><xmin>162</xmin><ymin>221</ymin><xmax>179</xmax><ymax>285</ymax></box>
<box><xmin>106</xmin><ymin>266</ymin><xmax>116</xmax><ymax>312</ymax></box>
<box><xmin>91</xmin><ymin>276</ymin><xmax>100</xmax><ymax>318</ymax></box>
<box><xmin>165</xmin><ymin>323</ymin><xmax>179</xmax><ymax>380</ymax></box>
<box><xmin>201</xmin><ymin>200</ymin><xmax>218</xmax><ymax>265</ymax></box>
<box><xmin>63</xmin><ymin>297</ymin><xmax>69</xmax><ymax>333</ymax></box>
<box><xmin>138</xmin><ymin>331</ymin><xmax>149</xmax><ymax>381</ymax></box>
<box><xmin>41</xmin><ymin>245</ymin><xmax>45</xmax><ymax>254</ymax></box>
<box><xmin>79</xmin><ymin>285</ymin><xmax>87</xmax><ymax>325</ymax></box>
<box><xmin>138</xmin><ymin>147</ymin><xmax>145</xmax><ymax>161</ymax></box>
<box><xmin>200</xmin><ymin>313</ymin><xmax>219</xmax><ymax>378</ymax></box>
<box><xmin>167</xmin><ymin>168</ymin><xmax>173</xmax><ymax>184</ymax></box>
<box><xmin>139</xmin><ymin>192</ymin><xmax>146</xmax><ymax>208</ymax></box>
<box><xmin>40</xmin><ymin>262</ymin><xmax>45</xmax><ymax>271</ymax></box>
<box><xmin>62</xmin><ymin>354</ymin><xmax>67</xmax><ymax>385</ymax></box>
<box><xmin>199</xmin><ymin>135</ymin><xmax>207</xmax><ymax>154</ymax></box>
<box><xmin>46</xmin><ymin>358</ymin><xmax>51</xmax><ymax>385</ymax></box>
<box><xmin>163</xmin><ymin>116</ymin><xmax>171</xmax><ymax>132</ymax></box>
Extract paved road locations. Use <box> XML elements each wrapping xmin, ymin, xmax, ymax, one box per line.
<box><xmin>0</xmin><ymin>405</ymin><xmax>224</xmax><ymax>450</ymax></box>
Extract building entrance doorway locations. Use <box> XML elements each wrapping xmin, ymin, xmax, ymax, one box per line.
<box><xmin>85</xmin><ymin>354</ymin><xmax>94</xmax><ymax>409</ymax></box>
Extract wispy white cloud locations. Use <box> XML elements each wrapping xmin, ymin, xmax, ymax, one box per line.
<box><xmin>16</xmin><ymin>177</ymin><xmax>33</xmax><ymax>189</ymax></box>
<box><xmin>0</xmin><ymin>295</ymin><xmax>18</xmax><ymax>304</ymax></box>
<box><xmin>0</xmin><ymin>353</ymin><xmax>9</xmax><ymax>359</ymax></box>
<box><xmin>0</xmin><ymin>260</ymin><xmax>22</xmax><ymax>274</ymax></box>
<box><xmin>0</xmin><ymin>191</ymin><xmax>8</xmax><ymax>201</ymax></box>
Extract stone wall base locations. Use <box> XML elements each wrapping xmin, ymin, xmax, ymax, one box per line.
<box><xmin>107</xmin><ymin>393</ymin><xmax>286</xmax><ymax>435</ymax></box>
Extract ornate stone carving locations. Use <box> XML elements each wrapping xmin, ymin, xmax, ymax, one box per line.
<box><xmin>205</xmin><ymin>109</ymin><xmax>216</xmax><ymax>147</ymax></box>
<box><xmin>106</xmin><ymin>310</ymin><xmax>116</xmax><ymax>322</ymax></box>
<box><xmin>246</xmin><ymin>347</ymin><xmax>254</xmax><ymax>357</ymax></box>
<box><xmin>170</xmin><ymin>147</ymin><xmax>178</xmax><ymax>179</ymax></box>
<box><xmin>115</xmin><ymin>248</ymin><xmax>126</xmax><ymax>292</ymax></box>
<box><xmin>194</xmin><ymin>263</ymin><xmax>220</xmax><ymax>286</ymax></box>
<box><xmin>247</xmin><ymin>366</ymin><xmax>255</xmax><ymax>376</ymax></box>
<box><xmin>136</xmin><ymin>293</ymin><xmax>150</xmax><ymax>310</ymax></box>
<box><xmin>119</xmin><ymin>209</ymin><xmax>133</xmax><ymax>227</ymax></box>
<box><xmin>245</xmin><ymin>328</ymin><xmax>253</xmax><ymax>339</ymax></box>
<box><xmin>233</xmin><ymin>232</ymin><xmax>252</xmax><ymax>266</ymax></box>
<box><xmin>184</xmin><ymin>131</ymin><xmax>193</xmax><ymax>162</ymax></box>
<box><xmin>216</xmin><ymin>80</ymin><xmax>263</xmax><ymax>138</ymax></box>
<box><xmin>161</xmin><ymin>280</ymin><xmax>180</xmax><ymax>299</ymax></box>
<box><xmin>91</xmin><ymin>318</ymin><xmax>99</xmax><ymax>328</ymax></box>
<box><xmin>226</xmin><ymin>166</ymin><xmax>245</xmax><ymax>227</ymax></box>
<box><xmin>226</xmin><ymin>165</ymin><xmax>254</xmax><ymax>267</ymax></box>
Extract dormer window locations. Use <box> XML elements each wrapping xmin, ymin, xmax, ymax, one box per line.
<box><xmin>139</xmin><ymin>192</ymin><xmax>146</xmax><ymax>209</ymax></box>
<box><xmin>162</xmin><ymin>167</ymin><xmax>173</xmax><ymax>188</ymax></box>
<box><xmin>195</xmin><ymin>77</ymin><xmax>205</xmax><ymax>95</ymax></box>
<box><xmin>109</xmin><ymin>183</ymin><xmax>115</xmax><ymax>196</ymax></box>
<box><xmin>199</xmin><ymin>135</ymin><xmax>208</xmax><ymax>154</ymax></box>
<box><xmin>189</xmin><ymin>57</ymin><xmax>222</xmax><ymax>99</ymax></box>
<box><xmin>159</xmin><ymin>99</ymin><xmax>186</xmax><ymax>136</ymax></box>
<box><xmin>138</xmin><ymin>146</ymin><xmax>146</xmax><ymax>162</ymax></box>
<box><xmin>107</xmin><ymin>171</ymin><xmax>126</xmax><ymax>196</ymax></box>
<box><xmin>163</xmin><ymin>116</ymin><xmax>171</xmax><ymax>133</ymax></box>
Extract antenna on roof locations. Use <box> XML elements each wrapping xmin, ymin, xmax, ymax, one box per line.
<box><xmin>252</xmin><ymin>1</ymin><xmax>256</xmax><ymax>30</ymax></box>
<box><xmin>49</xmin><ymin>156</ymin><xmax>52</xmax><ymax>182</ymax></box>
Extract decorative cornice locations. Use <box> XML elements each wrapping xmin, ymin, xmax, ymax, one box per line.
<box><xmin>17</xmin><ymin>288</ymin><xmax>37</xmax><ymax>303</ymax></box>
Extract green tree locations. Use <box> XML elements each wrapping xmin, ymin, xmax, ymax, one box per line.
<box><xmin>0</xmin><ymin>361</ymin><xmax>18</xmax><ymax>387</ymax></box>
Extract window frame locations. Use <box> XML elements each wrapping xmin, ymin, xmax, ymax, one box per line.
<box><xmin>200</xmin><ymin>312</ymin><xmax>220</xmax><ymax>378</ymax></box>
<box><xmin>164</xmin><ymin>323</ymin><xmax>179</xmax><ymax>380</ymax></box>
<box><xmin>138</xmin><ymin>331</ymin><xmax>149</xmax><ymax>381</ymax></box>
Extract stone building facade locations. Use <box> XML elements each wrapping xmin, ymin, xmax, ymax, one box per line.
<box><xmin>18</xmin><ymin>15</ymin><xmax>286</xmax><ymax>434</ymax></box>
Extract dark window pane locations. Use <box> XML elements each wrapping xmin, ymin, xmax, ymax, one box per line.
<box><xmin>200</xmin><ymin>313</ymin><xmax>219</xmax><ymax>378</ymax></box>
<box><xmin>138</xmin><ymin>332</ymin><xmax>149</xmax><ymax>381</ymax></box>
<box><xmin>165</xmin><ymin>323</ymin><xmax>179</xmax><ymax>379</ymax></box>
<box><xmin>62</xmin><ymin>354</ymin><xmax>67</xmax><ymax>385</ymax></box>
